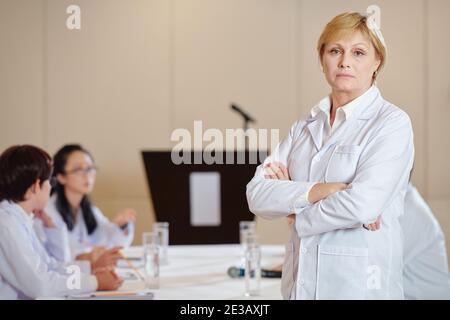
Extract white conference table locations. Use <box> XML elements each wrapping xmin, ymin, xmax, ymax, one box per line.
<box><xmin>110</xmin><ymin>244</ymin><xmax>285</xmax><ymax>300</ymax></box>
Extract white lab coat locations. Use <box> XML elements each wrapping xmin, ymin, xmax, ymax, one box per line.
<box><xmin>401</xmin><ymin>184</ymin><xmax>450</xmax><ymax>299</ymax></box>
<box><xmin>34</xmin><ymin>195</ymin><xmax>134</xmax><ymax>262</ymax></box>
<box><xmin>0</xmin><ymin>200</ymin><xmax>97</xmax><ymax>299</ymax></box>
<box><xmin>247</xmin><ymin>86</ymin><xmax>414</xmax><ymax>299</ymax></box>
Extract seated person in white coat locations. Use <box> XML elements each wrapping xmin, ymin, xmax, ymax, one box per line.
<box><xmin>0</xmin><ymin>145</ymin><xmax>123</xmax><ymax>299</ymax></box>
<box><xmin>400</xmin><ymin>183</ymin><xmax>450</xmax><ymax>299</ymax></box>
<box><xmin>33</xmin><ymin>144</ymin><xmax>136</xmax><ymax>263</ymax></box>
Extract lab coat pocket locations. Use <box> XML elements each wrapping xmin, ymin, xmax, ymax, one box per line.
<box><xmin>281</xmin><ymin>242</ymin><xmax>295</xmax><ymax>300</ymax></box>
<box><xmin>316</xmin><ymin>245</ymin><xmax>368</xmax><ymax>300</ymax></box>
<box><xmin>324</xmin><ymin>145</ymin><xmax>362</xmax><ymax>183</ymax></box>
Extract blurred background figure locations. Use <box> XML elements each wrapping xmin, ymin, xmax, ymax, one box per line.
<box><xmin>401</xmin><ymin>183</ymin><xmax>450</xmax><ymax>299</ymax></box>
<box><xmin>0</xmin><ymin>145</ymin><xmax>122</xmax><ymax>299</ymax></box>
<box><xmin>34</xmin><ymin>144</ymin><xmax>136</xmax><ymax>265</ymax></box>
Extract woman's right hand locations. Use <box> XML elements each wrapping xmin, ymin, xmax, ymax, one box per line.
<box><xmin>94</xmin><ymin>268</ymin><xmax>123</xmax><ymax>291</ymax></box>
<box><xmin>113</xmin><ymin>209</ymin><xmax>137</xmax><ymax>229</ymax></box>
<box><xmin>89</xmin><ymin>246</ymin><xmax>107</xmax><ymax>262</ymax></box>
<box><xmin>308</xmin><ymin>182</ymin><xmax>348</xmax><ymax>203</ymax></box>
<box><xmin>91</xmin><ymin>247</ymin><xmax>123</xmax><ymax>270</ymax></box>
<box><xmin>76</xmin><ymin>246</ymin><xmax>107</xmax><ymax>262</ymax></box>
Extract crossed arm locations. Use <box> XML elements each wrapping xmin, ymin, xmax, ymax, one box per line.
<box><xmin>247</xmin><ymin>112</ymin><xmax>413</xmax><ymax>236</ymax></box>
<box><xmin>264</xmin><ymin>162</ymin><xmax>380</xmax><ymax>231</ymax></box>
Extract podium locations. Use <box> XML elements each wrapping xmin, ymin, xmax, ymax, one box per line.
<box><xmin>141</xmin><ymin>151</ymin><xmax>265</xmax><ymax>245</ymax></box>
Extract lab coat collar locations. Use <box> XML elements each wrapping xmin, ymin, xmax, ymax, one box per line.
<box><xmin>306</xmin><ymin>85</ymin><xmax>381</xmax><ymax>151</ymax></box>
<box><xmin>305</xmin><ymin>114</ymin><xmax>325</xmax><ymax>151</ymax></box>
<box><xmin>0</xmin><ymin>200</ymin><xmax>35</xmax><ymax>230</ymax></box>
<box><xmin>355</xmin><ymin>86</ymin><xmax>381</xmax><ymax>120</ymax></box>
<box><xmin>310</xmin><ymin>85</ymin><xmax>379</xmax><ymax>121</ymax></box>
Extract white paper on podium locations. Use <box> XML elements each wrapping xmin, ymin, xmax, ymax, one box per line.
<box><xmin>189</xmin><ymin>172</ymin><xmax>221</xmax><ymax>226</ymax></box>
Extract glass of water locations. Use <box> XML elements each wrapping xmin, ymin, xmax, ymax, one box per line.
<box><xmin>142</xmin><ymin>232</ymin><xmax>160</xmax><ymax>289</ymax></box>
<box><xmin>244</xmin><ymin>242</ymin><xmax>261</xmax><ymax>297</ymax></box>
<box><xmin>153</xmin><ymin>222</ymin><xmax>169</xmax><ymax>265</ymax></box>
<box><xmin>239</xmin><ymin>220</ymin><xmax>256</xmax><ymax>248</ymax></box>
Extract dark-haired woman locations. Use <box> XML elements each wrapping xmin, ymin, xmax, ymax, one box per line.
<box><xmin>34</xmin><ymin>144</ymin><xmax>136</xmax><ymax>263</ymax></box>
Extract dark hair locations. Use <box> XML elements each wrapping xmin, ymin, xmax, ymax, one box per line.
<box><xmin>52</xmin><ymin>144</ymin><xmax>97</xmax><ymax>235</ymax></box>
<box><xmin>0</xmin><ymin>145</ymin><xmax>52</xmax><ymax>202</ymax></box>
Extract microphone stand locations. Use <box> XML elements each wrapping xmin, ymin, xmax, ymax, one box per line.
<box><xmin>230</xmin><ymin>103</ymin><xmax>256</xmax><ymax>150</ymax></box>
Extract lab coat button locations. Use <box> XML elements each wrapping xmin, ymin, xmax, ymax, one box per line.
<box><xmin>299</xmin><ymin>279</ymin><xmax>305</xmax><ymax>286</ymax></box>
<box><xmin>301</xmin><ymin>247</ymin><xmax>308</xmax><ymax>254</ymax></box>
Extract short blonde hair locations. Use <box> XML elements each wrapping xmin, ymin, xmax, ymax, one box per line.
<box><xmin>317</xmin><ymin>12</ymin><xmax>386</xmax><ymax>78</ymax></box>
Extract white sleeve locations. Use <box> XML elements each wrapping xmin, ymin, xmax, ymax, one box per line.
<box><xmin>43</xmin><ymin>247</ymin><xmax>92</xmax><ymax>275</ymax></box>
<box><xmin>34</xmin><ymin>202</ymin><xmax>73</xmax><ymax>263</ymax></box>
<box><xmin>93</xmin><ymin>207</ymin><xmax>134</xmax><ymax>247</ymax></box>
<box><xmin>0</xmin><ymin>226</ymin><xmax>97</xmax><ymax>299</ymax></box>
<box><xmin>402</xmin><ymin>186</ymin><xmax>450</xmax><ymax>299</ymax></box>
<box><xmin>38</xmin><ymin>223</ymin><xmax>71</xmax><ymax>263</ymax></box>
<box><xmin>46</xmin><ymin>257</ymin><xmax>92</xmax><ymax>278</ymax></box>
<box><xmin>246</xmin><ymin>120</ymin><xmax>317</xmax><ymax>220</ymax></box>
<box><xmin>295</xmin><ymin>111</ymin><xmax>414</xmax><ymax>237</ymax></box>
<box><xmin>67</xmin><ymin>260</ymin><xmax>92</xmax><ymax>275</ymax></box>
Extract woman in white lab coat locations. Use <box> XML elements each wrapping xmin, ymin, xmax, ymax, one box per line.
<box><xmin>34</xmin><ymin>144</ymin><xmax>136</xmax><ymax>262</ymax></box>
<box><xmin>247</xmin><ymin>12</ymin><xmax>414</xmax><ymax>299</ymax></box>
<box><xmin>281</xmin><ymin>182</ymin><xmax>450</xmax><ymax>299</ymax></box>
<box><xmin>0</xmin><ymin>145</ymin><xmax>122</xmax><ymax>299</ymax></box>
<box><xmin>401</xmin><ymin>183</ymin><xmax>450</xmax><ymax>299</ymax></box>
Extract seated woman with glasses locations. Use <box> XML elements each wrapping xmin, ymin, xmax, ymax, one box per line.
<box><xmin>33</xmin><ymin>144</ymin><xmax>136</xmax><ymax>266</ymax></box>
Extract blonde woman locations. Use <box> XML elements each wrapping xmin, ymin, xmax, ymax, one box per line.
<box><xmin>247</xmin><ymin>12</ymin><xmax>414</xmax><ymax>299</ymax></box>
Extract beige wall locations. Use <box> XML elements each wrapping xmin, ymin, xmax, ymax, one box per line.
<box><xmin>1</xmin><ymin>0</ymin><xmax>449</xmax><ymax>258</ymax></box>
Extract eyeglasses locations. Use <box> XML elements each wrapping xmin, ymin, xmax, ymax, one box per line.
<box><xmin>65</xmin><ymin>166</ymin><xmax>98</xmax><ymax>177</ymax></box>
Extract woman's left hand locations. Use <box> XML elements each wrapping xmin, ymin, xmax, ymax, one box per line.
<box><xmin>113</xmin><ymin>209</ymin><xmax>137</xmax><ymax>228</ymax></box>
<box><xmin>34</xmin><ymin>209</ymin><xmax>56</xmax><ymax>228</ymax></box>
<box><xmin>364</xmin><ymin>217</ymin><xmax>381</xmax><ymax>231</ymax></box>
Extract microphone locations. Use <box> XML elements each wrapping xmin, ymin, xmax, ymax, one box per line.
<box><xmin>227</xmin><ymin>266</ymin><xmax>245</xmax><ymax>278</ymax></box>
<box><xmin>227</xmin><ymin>266</ymin><xmax>282</xmax><ymax>278</ymax></box>
<box><xmin>230</xmin><ymin>104</ymin><xmax>256</xmax><ymax>124</ymax></box>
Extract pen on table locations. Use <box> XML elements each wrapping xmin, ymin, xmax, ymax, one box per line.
<box><xmin>91</xmin><ymin>292</ymin><xmax>135</xmax><ymax>297</ymax></box>
<box><xmin>120</xmin><ymin>252</ymin><xmax>146</xmax><ymax>282</ymax></box>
